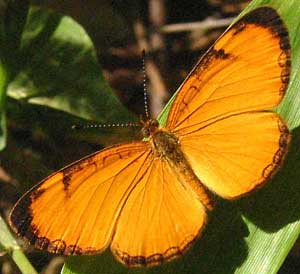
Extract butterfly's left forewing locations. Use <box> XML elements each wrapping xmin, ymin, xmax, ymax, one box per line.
<box><xmin>9</xmin><ymin>142</ymin><xmax>152</xmax><ymax>255</ymax></box>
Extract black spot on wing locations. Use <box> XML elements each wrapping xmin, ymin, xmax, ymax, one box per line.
<box><xmin>193</xmin><ymin>48</ymin><xmax>233</xmax><ymax>75</ymax></box>
<box><xmin>214</xmin><ymin>48</ymin><xmax>231</xmax><ymax>59</ymax></box>
<box><xmin>62</xmin><ymin>156</ymin><xmax>95</xmax><ymax>192</ymax></box>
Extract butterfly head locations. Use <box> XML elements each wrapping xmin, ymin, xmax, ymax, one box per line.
<box><xmin>140</xmin><ymin>118</ymin><xmax>160</xmax><ymax>138</ymax></box>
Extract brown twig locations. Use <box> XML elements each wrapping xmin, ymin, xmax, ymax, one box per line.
<box><xmin>161</xmin><ymin>16</ymin><xmax>235</xmax><ymax>33</ymax></box>
<box><xmin>149</xmin><ymin>0</ymin><xmax>166</xmax><ymax>51</ymax></box>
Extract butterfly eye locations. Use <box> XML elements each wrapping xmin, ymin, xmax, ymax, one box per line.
<box><xmin>141</xmin><ymin>127</ymin><xmax>150</xmax><ymax>137</ymax></box>
<box><xmin>141</xmin><ymin>119</ymin><xmax>159</xmax><ymax>137</ymax></box>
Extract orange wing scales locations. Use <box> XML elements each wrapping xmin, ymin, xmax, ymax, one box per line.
<box><xmin>180</xmin><ymin>113</ymin><xmax>290</xmax><ymax>199</ymax></box>
<box><xmin>111</xmin><ymin>158</ymin><xmax>207</xmax><ymax>267</ymax></box>
<box><xmin>10</xmin><ymin>142</ymin><xmax>152</xmax><ymax>255</ymax></box>
<box><xmin>167</xmin><ymin>7</ymin><xmax>290</xmax><ymax>133</ymax></box>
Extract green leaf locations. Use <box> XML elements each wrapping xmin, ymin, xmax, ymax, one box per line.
<box><xmin>0</xmin><ymin>58</ymin><xmax>8</xmax><ymax>150</ymax></box>
<box><xmin>7</xmin><ymin>6</ymin><xmax>135</xmax><ymax>123</ymax></box>
<box><xmin>0</xmin><ymin>214</ymin><xmax>19</xmax><ymax>252</ymax></box>
<box><xmin>62</xmin><ymin>0</ymin><xmax>300</xmax><ymax>273</ymax></box>
<box><xmin>0</xmin><ymin>1</ymin><xmax>30</xmax><ymax>150</ymax></box>
<box><xmin>0</xmin><ymin>215</ymin><xmax>37</xmax><ymax>274</ymax></box>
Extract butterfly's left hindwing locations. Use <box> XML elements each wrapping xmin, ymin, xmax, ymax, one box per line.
<box><xmin>111</xmin><ymin>156</ymin><xmax>207</xmax><ymax>266</ymax></box>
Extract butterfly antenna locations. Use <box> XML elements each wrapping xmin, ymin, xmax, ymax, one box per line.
<box><xmin>142</xmin><ymin>49</ymin><xmax>150</xmax><ymax>119</ymax></box>
<box><xmin>73</xmin><ymin>51</ymin><xmax>150</xmax><ymax>130</ymax></box>
<box><xmin>72</xmin><ymin>122</ymin><xmax>140</xmax><ymax>130</ymax></box>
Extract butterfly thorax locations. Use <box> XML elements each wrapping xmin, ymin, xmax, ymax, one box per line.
<box><xmin>141</xmin><ymin>118</ymin><xmax>181</xmax><ymax>159</ymax></box>
<box><xmin>142</xmin><ymin>118</ymin><xmax>194</xmax><ymax>169</ymax></box>
<box><xmin>151</xmin><ymin>128</ymin><xmax>182</xmax><ymax>161</ymax></box>
<box><xmin>142</xmin><ymin>118</ymin><xmax>213</xmax><ymax>210</ymax></box>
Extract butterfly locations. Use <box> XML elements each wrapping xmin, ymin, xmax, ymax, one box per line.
<box><xmin>10</xmin><ymin>6</ymin><xmax>291</xmax><ymax>267</ymax></box>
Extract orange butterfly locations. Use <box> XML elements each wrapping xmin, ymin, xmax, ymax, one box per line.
<box><xmin>10</xmin><ymin>7</ymin><xmax>290</xmax><ymax>267</ymax></box>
